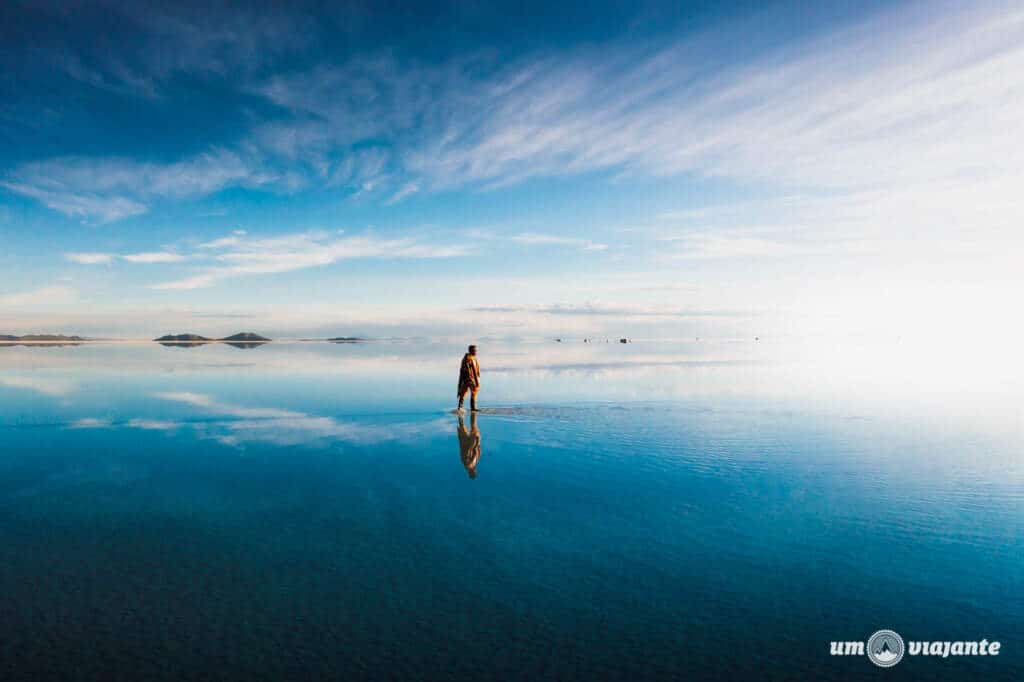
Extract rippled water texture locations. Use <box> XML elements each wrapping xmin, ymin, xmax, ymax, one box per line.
<box><xmin>0</xmin><ymin>340</ymin><xmax>1021</xmax><ymax>680</ymax></box>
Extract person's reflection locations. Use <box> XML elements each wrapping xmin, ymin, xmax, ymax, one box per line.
<box><xmin>457</xmin><ymin>412</ymin><xmax>482</xmax><ymax>479</ymax></box>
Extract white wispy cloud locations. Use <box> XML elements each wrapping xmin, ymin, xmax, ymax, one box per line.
<box><xmin>510</xmin><ymin>232</ymin><xmax>608</xmax><ymax>251</ymax></box>
<box><xmin>199</xmin><ymin>235</ymin><xmax>243</xmax><ymax>249</ymax></box>
<box><xmin>467</xmin><ymin>303</ymin><xmax>748</xmax><ymax>319</ymax></box>
<box><xmin>659</xmin><ymin>234</ymin><xmax>828</xmax><ymax>260</ymax></box>
<box><xmin>649</xmin><ymin>174</ymin><xmax>1024</xmax><ymax>260</ymax></box>
<box><xmin>198</xmin><ymin>230</ymin><xmax>249</xmax><ymax>249</ymax></box>
<box><xmin>0</xmin><ymin>286</ymin><xmax>79</xmax><ymax>306</ymax></box>
<box><xmin>65</xmin><ymin>252</ymin><xmax>114</xmax><ymax>265</ymax></box>
<box><xmin>3</xmin><ymin>0</ymin><xmax>1020</xmax><ymax>345</ymax></box>
<box><xmin>150</xmin><ymin>229</ymin><xmax>470</xmax><ymax>290</ymax></box>
<box><xmin>66</xmin><ymin>251</ymin><xmax>187</xmax><ymax>265</ymax></box>
<box><xmin>3</xmin><ymin>150</ymin><xmax>269</xmax><ymax>222</ymax></box>
<box><xmin>413</xmin><ymin>3</ymin><xmax>1024</xmax><ymax>195</ymax></box>
<box><xmin>149</xmin><ymin>274</ymin><xmax>221</xmax><ymax>291</ymax></box>
<box><xmin>9</xmin><ymin>2</ymin><xmax>1021</xmax><ymax>229</ymax></box>
<box><xmin>1</xmin><ymin>182</ymin><xmax>147</xmax><ymax>223</ymax></box>
<box><xmin>122</xmin><ymin>251</ymin><xmax>187</xmax><ymax>264</ymax></box>
<box><xmin>388</xmin><ymin>181</ymin><xmax>420</xmax><ymax>204</ymax></box>
<box><xmin>238</xmin><ymin>0</ymin><xmax>1024</xmax><ymax>212</ymax></box>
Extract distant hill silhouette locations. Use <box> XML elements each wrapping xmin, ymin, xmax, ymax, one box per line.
<box><xmin>1</xmin><ymin>334</ymin><xmax>86</xmax><ymax>342</ymax></box>
<box><xmin>328</xmin><ymin>336</ymin><xmax>366</xmax><ymax>343</ymax></box>
<box><xmin>154</xmin><ymin>334</ymin><xmax>212</xmax><ymax>343</ymax></box>
<box><xmin>220</xmin><ymin>332</ymin><xmax>271</xmax><ymax>342</ymax></box>
<box><xmin>153</xmin><ymin>332</ymin><xmax>271</xmax><ymax>346</ymax></box>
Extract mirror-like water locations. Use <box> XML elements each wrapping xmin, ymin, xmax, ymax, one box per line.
<box><xmin>1</xmin><ymin>341</ymin><xmax>1020</xmax><ymax>680</ymax></box>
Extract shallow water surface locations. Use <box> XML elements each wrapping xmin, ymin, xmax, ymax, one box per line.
<box><xmin>0</xmin><ymin>341</ymin><xmax>1021</xmax><ymax>680</ymax></box>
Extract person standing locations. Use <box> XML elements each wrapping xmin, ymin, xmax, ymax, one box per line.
<box><xmin>457</xmin><ymin>344</ymin><xmax>480</xmax><ymax>412</ymax></box>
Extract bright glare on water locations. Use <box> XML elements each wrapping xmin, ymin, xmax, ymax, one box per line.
<box><xmin>0</xmin><ymin>340</ymin><xmax>1021</xmax><ymax>680</ymax></box>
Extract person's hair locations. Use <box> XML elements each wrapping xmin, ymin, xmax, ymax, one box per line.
<box><xmin>468</xmin><ymin>344</ymin><xmax>477</xmax><ymax>352</ymax></box>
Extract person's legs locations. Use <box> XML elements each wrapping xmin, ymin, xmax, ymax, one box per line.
<box><xmin>458</xmin><ymin>389</ymin><xmax>466</xmax><ymax>410</ymax></box>
<box><xmin>470</xmin><ymin>387</ymin><xmax>479</xmax><ymax>411</ymax></box>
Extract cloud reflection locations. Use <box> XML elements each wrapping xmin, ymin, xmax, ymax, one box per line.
<box><xmin>153</xmin><ymin>391</ymin><xmax>448</xmax><ymax>447</ymax></box>
<box><xmin>0</xmin><ymin>375</ymin><xmax>79</xmax><ymax>397</ymax></box>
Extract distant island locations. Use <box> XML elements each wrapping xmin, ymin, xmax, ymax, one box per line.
<box><xmin>1</xmin><ymin>334</ymin><xmax>86</xmax><ymax>343</ymax></box>
<box><xmin>221</xmin><ymin>332</ymin><xmax>271</xmax><ymax>343</ymax></box>
<box><xmin>298</xmin><ymin>336</ymin><xmax>369</xmax><ymax>343</ymax></box>
<box><xmin>154</xmin><ymin>334</ymin><xmax>213</xmax><ymax>343</ymax></box>
<box><xmin>154</xmin><ymin>332</ymin><xmax>271</xmax><ymax>348</ymax></box>
<box><xmin>220</xmin><ymin>332</ymin><xmax>271</xmax><ymax>349</ymax></box>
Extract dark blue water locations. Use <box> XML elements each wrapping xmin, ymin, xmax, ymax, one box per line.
<box><xmin>1</xmin><ymin>342</ymin><xmax>1021</xmax><ymax>680</ymax></box>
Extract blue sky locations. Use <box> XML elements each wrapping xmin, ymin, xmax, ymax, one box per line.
<box><xmin>0</xmin><ymin>0</ymin><xmax>1020</xmax><ymax>339</ymax></box>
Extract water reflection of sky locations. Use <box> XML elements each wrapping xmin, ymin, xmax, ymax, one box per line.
<box><xmin>1</xmin><ymin>339</ymin><xmax>1020</xmax><ymax>435</ymax></box>
<box><xmin>1</xmin><ymin>342</ymin><xmax>1022</xmax><ymax>679</ymax></box>
<box><xmin>2</xmin><ymin>341</ymin><xmax>1020</xmax><ymax>504</ymax></box>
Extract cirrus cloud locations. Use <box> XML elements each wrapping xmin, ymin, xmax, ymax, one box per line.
<box><xmin>122</xmin><ymin>251</ymin><xmax>187</xmax><ymax>264</ymax></box>
<box><xmin>66</xmin><ymin>251</ymin><xmax>188</xmax><ymax>265</ymax></box>
<box><xmin>150</xmin><ymin>229</ymin><xmax>470</xmax><ymax>290</ymax></box>
<box><xmin>2</xmin><ymin>150</ymin><xmax>270</xmax><ymax>223</ymax></box>
<box><xmin>4</xmin><ymin>1</ymin><xmax>1021</xmax><ymax>233</ymax></box>
<box><xmin>65</xmin><ymin>252</ymin><xmax>114</xmax><ymax>265</ymax></box>
<box><xmin>0</xmin><ymin>285</ymin><xmax>79</xmax><ymax>307</ymax></box>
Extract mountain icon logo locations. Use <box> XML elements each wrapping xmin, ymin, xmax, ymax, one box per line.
<box><xmin>867</xmin><ymin>630</ymin><xmax>905</xmax><ymax>667</ymax></box>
